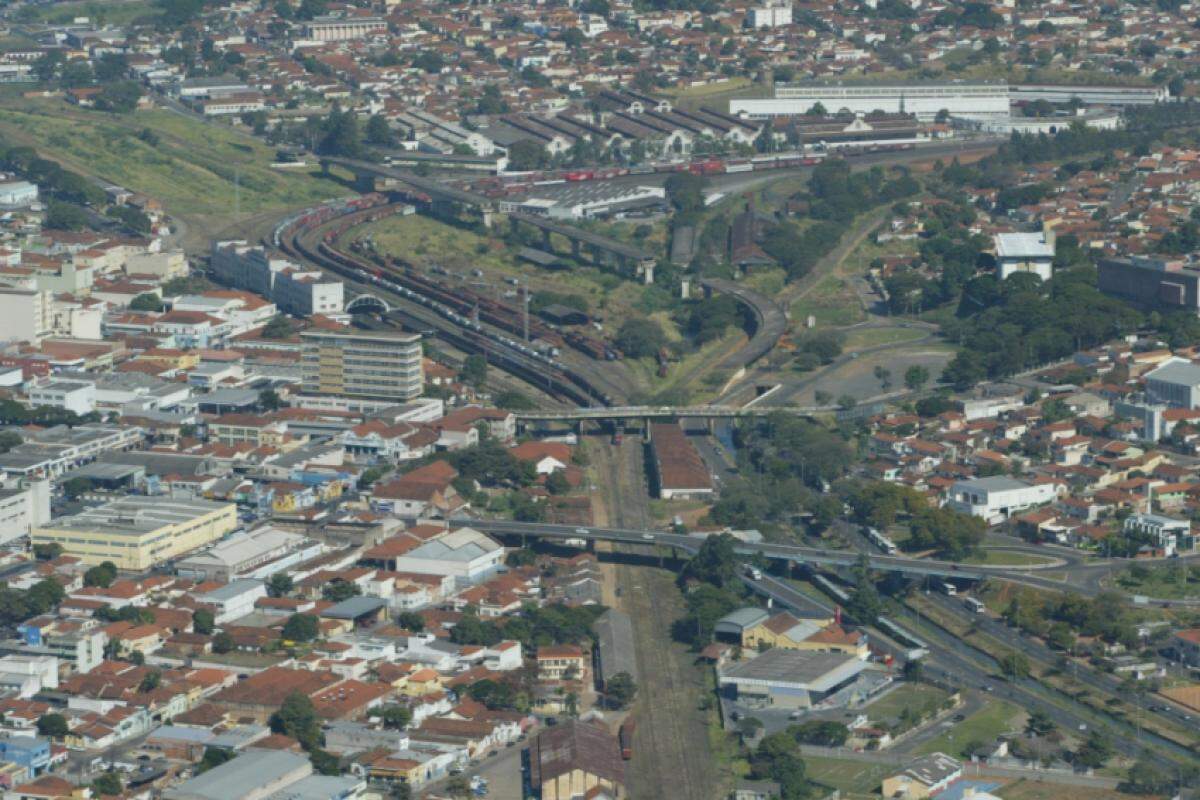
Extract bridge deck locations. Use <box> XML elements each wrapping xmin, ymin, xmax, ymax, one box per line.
<box><xmin>510</xmin><ymin>212</ymin><xmax>653</xmax><ymax>262</ymax></box>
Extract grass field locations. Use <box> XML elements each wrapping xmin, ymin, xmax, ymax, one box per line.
<box><xmin>841</xmin><ymin>325</ymin><xmax>926</xmax><ymax>351</ymax></box>
<box><xmin>15</xmin><ymin>0</ymin><xmax>160</xmax><ymax>26</ymax></box>
<box><xmin>0</xmin><ymin>98</ymin><xmax>345</xmax><ymax>224</ymax></box>
<box><xmin>862</xmin><ymin>683</ymin><xmax>950</xmax><ymax>726</ymax></box>
<box><xmin>1114</xmin><ymin>562</ymin><xmax>1200</xmax><ymax>599</ymax></box>
<box><xmin>916</xmin><ymin>700</ymin><xmax>1023</xmax><ymax>757</ymax></box>
<box><xmin>998</xmin><ymin>779</ymin><xmax>1154</xmax><ymax>800</ymax></box>
<box><xmin>790</xmin><ymin>274</ymin><xmax>866</xmax><ymax>326</ymax></box>
<box><xmin>803</xmin><ymin>755</ymin><xmax>895</xmax><ymax>798</ymax></box>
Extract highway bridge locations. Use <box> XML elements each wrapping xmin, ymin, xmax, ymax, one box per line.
<box><xmin>457</xmin><ymin>518</ymin><xmax>1060</xmax><ymax>585</ymax></box>
<box><xmin>513</xmin><ymin>404</ymin><xmax>820</xmax><ymax>425</ymax></box>
<box><xmin>701</xmin><ymin>278</ymin><xmax>788</xmax><ymax>370</ymax></box>
<box><xmin>508</xmin><ymin>212</ymin><xmax>656</xmax><ymax>281</ymax></box>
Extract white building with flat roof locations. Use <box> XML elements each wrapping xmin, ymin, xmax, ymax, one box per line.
<box><xmin>28</xmin><ymin>379</ymin><xmax>96</xmax><ymax>416</ymax></box>
<box><xmin>1146</xmin><ymin>358</ymin><xmax>1200</xmax><ymax>408</ymax></box>
<box><xmin>948</xmin><ymin>476</ymin><xmax>1057</xmax><ymax>524</ymax></box>
<box><xmin>732</xmin><ymin>81</ymin><xmax>1010</xmax><ymax>121</ymax></box>
<box><xmin>390</xmin><ymin>527</ymin><xmax>505</xmax><ymax>587</ymax></box>
<box><xmin>995</xmin><ymin>231</ymin><xmax>1055</xmax><ymax>281</ymax></box>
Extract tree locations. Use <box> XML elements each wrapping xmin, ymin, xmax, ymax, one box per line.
<box><xmin>259</xmin><ymin>389</ymin><xmax>285</xmax><ymax>411</ymax></box>
<box><xmin>267</xmin><ymin>573</ymin><xmax>294</xmax><ymax>598</ymax></box>
<box><xmin>281</xmin><ymin>613</ymin><xmax>320</xmax><ymax>643</ymax></box>
<box><xmin>904</xmin><ymin>365</ymin><xmax>930</xmax><ymax>391</ymax></box>
<box><xmin>91</xmin><ymin>771</ymin><xmax>122</xmax><ymax>797</ymax></box>
<box><xmin>999</xmin><ymin>651</ymin><xmax>1031</xmax><ymax>680</ymax></box>
<box><xmin>680</xmin><ymin>533</ymin><xmax>740</xmax><ymax>589</ymax></box>
<box><xmin>129</xmin><ymin>293</ymin><xmax>163</xmax><ymax>312</ymax></box>
<box><xmin>364</xmin><ymin>114</ymin><xmax>395</xmax><ymax>147</ymax></box>
<box><xmin>196</xmin><ymin>746</ymin><xmax>234</xmax><ymax>774</ymax></box>
<box><xmin>270</xmin><ymin>691</ymin><xmax>321</xmax><ymax>750</ymax></box>
<box><xmin>1025</xmin><ymin>708</ymin><xmax>1055</xmax><ymax>737</ymax></box>
<box><xmin>45</xmin><ymin>201</ymin><xmax>88</xmax><ymax>231</ymax></box>
<box><xmin>615</xmin><ymin>317</ymin><xmax>666</xmax><ymax>359</ymax></box>
<box><xmin>378</xmin><ymin>704</ymin><xmax>412</xmax><ymax>729</ymax></box>
<box><xmin>545</xmin><ymin>470</ymin><xmax>571</xmax><ymax>495</ymax></box>
<box><xmin>94</xmin><ymin>81</ymin><xmax>142</xmax><ymax>113</ymax></box>
<box><xmin>605</xmin><ymin>672</ymin><xmax>637</xmax><ymax>709</ymax></box>
<box><xmin>139</xmin><ymin>669</ymin><xmax>162</xmax><ymax>693</ymax></box>
<box><xmin>444</xmin><ymin>775</ymin><xmax>472</xmax><ymax>799</ymax></box>
<box><xmin>261</xmin><ymin>315</ymin><xmax>293</xmax><ymax>339</ymax></box>
<box><xmin>33</xmin><ymin>543</ymin><xmax>63</xmax><ymax>560</ymax></box>
<box><xmin>83</xmin><ymin>561</ymin><xmax>118</xmax><ymax>588</ymax></box>
<box><xmin>192</xmin><ymin>608</ymin><xmax>215</xmax><ymax>635</ymax></box>
<box><xmin>36</xmin><ymin>713</ymin><xmax>68</xmax><ymax>738</ymax></box>
<box><xmin>788</xmin><ymin>720</ymin><xmax>849</xmax><ymax>747</ymax></box>
<box><xmin>1074</xmin><ymin>730</ymin><xmax>1113</xmax><ymax>769</ymax></box>
<box><xmin>317</xmin><ymin>109</ymin><xmax>361</xmax><ymax>158</ymax></box>
<box><xmin>664</xmin><ymin>172</ymin><xmax>708</xmax><ymax>214</ymax></box>
<box><xmin>322</xmin><ymin>579</ymin><xmax>361</xmax><ymax>602</ymax></box>
<box><xmin>507</xmin><ymin>139</ymin><xmax>547</xmax><ymax>171</ymax></box>
<box><xmin>459</xmin><ymin>354</ymin><xmax>488</xmax><ymax>388</ymax></box>
<box><xmin>212</xmin><ymin>631</ymin><xmax>235</xmax><ymax>653</ymax></box>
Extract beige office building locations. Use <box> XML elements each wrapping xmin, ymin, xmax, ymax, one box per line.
<box><xmin>301</xmin><ymin>329</ymin><xmax>423</xmax><ymax>401</ymax></box>
<box><xmin>32</xmin><ymin>497</ymin><xmax>239</xmax><ymax>570</ymax></box>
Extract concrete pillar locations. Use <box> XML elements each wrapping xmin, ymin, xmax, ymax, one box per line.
<box><xmin>641</xmin><ymin>260</ymin><xmax>655</xmax><ymax>284</ymax></box>
<box><xmin>643</xmin><ymin>419</ymin><xmax>652</xmax><ymax>442</ymax></box>
<box><xmin>707</xmin><ymin>417</ymin><xmax>716</xmax><ymax>435</ymax></box>
<box><xmin>481</xmin><ymin>209</ymin><xmax>495</xmax><ymax>229</ymax></box>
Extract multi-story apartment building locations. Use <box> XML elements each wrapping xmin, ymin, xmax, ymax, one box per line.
<box><xmin>300</xmin><ymin>329</ymin><xmax>422</xmax><ymax>401</ymax></box>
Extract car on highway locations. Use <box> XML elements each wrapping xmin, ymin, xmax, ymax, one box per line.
<box><xmin>575</xmin><ymin>527</ymin><xmax>589</xmax><ymax>535</ymax></box>
<box><xmin>642</xmin><ymin>533</ymin><xmax>654</xmax><ymax>541</ymax></box>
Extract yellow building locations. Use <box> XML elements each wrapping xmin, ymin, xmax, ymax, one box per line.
<box><xmin>742</xmin><ymin>612</ymin><xmax>867</xmax><ymax>659</ymax></box>
<box><xmin>529</xmin><ymin>720</ymin><xmax>625</xmax><ymax>800</ymax></box>
<box><xmin>32</xmin><ymin>497</ymin><xmax>238</xmax><ymax>570</ymax></box>
<box><xmin>881</xmin><ymin>753</ymin><xmax>962</xmax><ymax>799</ymax></box>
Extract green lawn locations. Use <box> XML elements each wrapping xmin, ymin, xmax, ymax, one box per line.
<box><xmin>0</xmin><ymin>99</ymin><xmax>345</xmax><ymax>220</ymax></box>
<box><xmin>790</xmin><ymin>274</ymin><xmax>866</xmax><ymax>327</ymax></box>
<box><xmin>1114</xmin><ymin>562</ymin><xmax>1200</xmax><ymax>599</ymax></box>
<box><xmin>803</xmin><ymin>755</ymin><xmax>895</xmax><ymax>798</ymax></box>
<box><xmin>916</xmin><ymin>701</ymin><xmax>1023</xmax><ymax>757</ymax></box>
<box><xmin>862</xmin><ymin>683</ymin><xmax>950</xmax><ymax>727</ymax></box>
<box><xmin>13</xmin><ymin>0</ymin><xmax>161</xmax><ymax>26</ymax></box>
<box><xmin>841</xmin><ymin>326</ymin><xmax>926</xmax><ymax>351</ymax></box>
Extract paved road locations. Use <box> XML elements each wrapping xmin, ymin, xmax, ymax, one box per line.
<box><xmin>923</xmin><ymin>593</ymin><xmax>1199</xmax><ymax>733</ymax></box>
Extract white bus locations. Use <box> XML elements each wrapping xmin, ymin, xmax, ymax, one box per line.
<box><xmin>865</xmin><ymin>527</ymin><xmax>899</xmax><ymax>555</ymax></box>
<box><xmin>963</xmin><ymin>597</ymin><xmax>986</xmax><ymax>614</ymax></box>
<box><xmin>939</xmin><ymin>582</ymin><xmax>957</xmax><ymax>597</ymax></box>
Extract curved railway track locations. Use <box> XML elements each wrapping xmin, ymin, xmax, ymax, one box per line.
<box><xmin>274</xmin><ymin>201</ymin><xmax>621</xmax><ymax>408</ymax></box>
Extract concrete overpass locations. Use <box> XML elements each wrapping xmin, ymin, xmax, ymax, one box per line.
<box><xmin>508</xmin><ymin>212</ymin><xmax>657</xmax><ymax>282</ymax></box>
<box><xmin>702</xmin><ymin>278</ymin><xmax>788</xmax><ymax>370</ymax></box>
<box><xmin>456</xmin><ymin>518</ymin><xmax>1074</xmax><ymax>587</ymax></box>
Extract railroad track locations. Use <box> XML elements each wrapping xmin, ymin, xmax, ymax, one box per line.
<box><xmin>274</xmin><ymin>201</ymin><xmax>622</xmax><ymax>408</ymax></box>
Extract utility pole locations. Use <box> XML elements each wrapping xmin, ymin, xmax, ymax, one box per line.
<box><xmin>522</xmin><ymin>281</ymin><xmax>529</xmax><ymax>342</ymax></box>
<box><xmin>234</xmin><ymin>167</ymin><xmax>241</xmax><ymax>217</ymax></box>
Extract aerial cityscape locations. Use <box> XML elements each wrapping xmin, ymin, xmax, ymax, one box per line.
<box><xmin>3</xmin><ymin>1</ymin><xmax>1200</xmax><ymax>799</ymax></box>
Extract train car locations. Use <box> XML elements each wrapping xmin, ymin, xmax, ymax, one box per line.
<box><xmin>564</xmin><ymin>170</ymin><xmax>594</xmax><ymax>182</ymax></box>
<box><xmin>725</xmin><ymin>159</ymin><xmax>753</xmax><ymax>173</ymax></box>
<box><xmin>619</xmin><ymin>719</ymin><xmax>636</xmax><ymax>760</ymax></box>
<box><xmin>689</xmin><ymin>158</ymin><xmax>724</xmax><ymax>176</ymax></box>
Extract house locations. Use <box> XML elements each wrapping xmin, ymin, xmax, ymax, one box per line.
<box><xmin>1170</xmin><ymin>628</ymin><xmax>1200</xmax><ymax>667</ymax></box>
<box><xmin>536</xmin><ymin>645</ymin><xmax>587</xmax><ymax>682</ymax></box>
<box><xmin>510</xmin><ymin>442</ymin><xmax>573</xmax><ymax>475</ymax></box>
<box><xmin>527</xmin><ymin>720</ymin><xmax>626</xmax><ymax>800</ymax></box>
<box><xmin>732</xmin><ymin>781</ymin><xmax>782</xmax><ymax>800</ymax></box>
<box><xmin>880</xmin><ymin>753</ymin><xmax>962</xmax><ymax>799</ymax></box>
<box><xmin>369</xmin><ymin>461</ymin><xmax>464</xmax><ymax>517</ymax></box>
<box><xmin>994</xmin><ymin>231</ymin><xmax>1055</xmax><ymax>281</ymax></box>
<box><xmin>741</xmin><ymin>612</ymin><xmax>868</xmax><ymax>659</ymax></box>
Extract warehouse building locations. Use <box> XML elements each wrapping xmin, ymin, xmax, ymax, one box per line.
<box><xmin>389</xmin><ymin>527</ymin><xmax>505</xmax><ymax>588</ymax></box>
<box><xmin>176</xmin><ymin>527</ymin><xmax>321</xmax><ymax>583</ymax></box>
<box><xmin>647</xmin><ymin>423</ymin><xmax>713</xmax><ymax>499</ymax></box>
<box><xmin>164</xmin><ymin>750</ymin><xmax>365</xmax><ymax>800</ymax></box>
<box><xmin>1097</xmin><ymin>256</ymin><xmax>1200</xmax><ymax>314</ymax></box>
<box><xmin>32</xmin><ymin>497</ymin><xmax>239</xmax><ymax>569</ymax></box>
<box><xmin>1009</xmin><ymin>83</ymin><xmax>1169</xmax><ymax>106</ymax></box>
<box><xmin>593</xmin><ymin>608</ymin><xmax>637</xmax><ymax>692</ymax></box>
<box><xmin>718</xmin><ymin>649</ymin><xmax>867</xmax><ymax>710</ymax></box>
<box><xmin>732</xmin><ymin>81</ymin><xmax>1010</xmax><ymax>121</ymax></box>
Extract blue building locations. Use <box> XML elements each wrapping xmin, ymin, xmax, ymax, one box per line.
<box><xmin>0</xmin><ymin>735</ymin><xmax>51</xmax><ymax>775</ymax></box>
